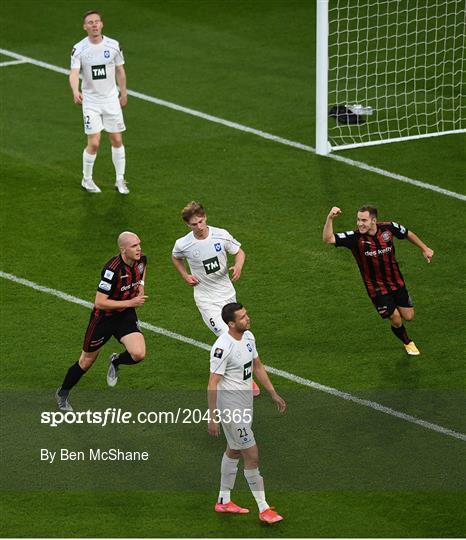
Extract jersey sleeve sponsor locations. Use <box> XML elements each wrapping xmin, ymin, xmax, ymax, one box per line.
<box><xmin>97</xmin><ymin>260</ymin><xmax>118</xmax><ymax>295</ymax></box>
<box><xmin>98</xmin><ymin>280</ymin><xmax>111</xmax><ymax>292</ymax></box>
<box><xmin>334</xmin><ymin>230</ymin><xmax>357</xmax><ymax>248</ymax></box>
<box><xmin>210</xmin><ymin>338</ymin><xmax>231</xmax><ymax>374</ymax></box>
<box><xmin>390</xmin><ymin>222</ymin><xmax>408</xmax><ymax>239</ymax></box>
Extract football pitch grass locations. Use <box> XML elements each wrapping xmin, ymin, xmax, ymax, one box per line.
<box><xmin>1</xmin><ymin>1</ymin><xmax>465</xmax><ymax>537</ymax></box>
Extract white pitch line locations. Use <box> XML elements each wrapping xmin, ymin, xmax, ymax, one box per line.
<box><xmin>0</xmin><ymin>59</ymin><xmax>27</xmax><ymax>68</ymax></box>
<box><xmin>1</xmin><ymin>269</ymin><xmax>465</xmax><ymax>443</ymax></box>
<box><xmin>0</xmin><ymin>47</ymin><xmax>465</xmax><ymax>202</ymax></box>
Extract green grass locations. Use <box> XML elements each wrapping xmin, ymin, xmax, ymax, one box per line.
<box><xmin>1</xmin><ymin>0</ymin><xmax>465</xmax><ymax>537</ymax></box>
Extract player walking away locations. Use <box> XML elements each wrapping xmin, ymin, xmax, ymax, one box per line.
<box><xmin>323</xmin><ymin>205</ymin><xmax>434</xmax><ymax>355</ymax></box>
<box><xmin>208</xmin><ymin>303</ymin><xmax>286</xmax><ymax>524</ymax></box>
<box><xmin>172</xmin><ymin>201</ymin><xmax>260</xmax><ymax>397</ymax></box>
<box><xmin>70</xmin><ymin>10</ymin><xmax>129</xmax><ymax>195</ymax></box>
<box><xmin>55</xmin><ymin>232</ymin><xmax>148</xmax><ymax>411</ymax></box>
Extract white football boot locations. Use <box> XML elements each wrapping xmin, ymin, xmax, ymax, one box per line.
<box><xmin>115</xmin><ymin>179</ymin><xmax>130</xmax><ymax>195</ymax></box>
<box><xmin>81</xmin><ymin>178</ymin><xmax>101</xmax><ymax>193</ymax></box>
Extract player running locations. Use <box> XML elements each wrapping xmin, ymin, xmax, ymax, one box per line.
<box><xmin>172</xmin><ymin>201</ymin><xmax>260</xmax><ymax>396</ymax></box>
<box><xmin>55</xmin><ymin>231</ymin><xmax>147</xmax><ymax>411</ymax></box>
<box><xmin>323</xmin><ymin>205</ymin><xmax>434</xmax><ymax>355</ymax></box>
<box><xmin>208</xmin><ymin>303</ymin><xmax>286</xmax><ymax>524</ymax></box>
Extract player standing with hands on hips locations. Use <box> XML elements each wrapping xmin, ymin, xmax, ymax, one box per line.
<box><xmin>323</xmin><ymin>205</ymin><xmax>434</xmax><ymax>355</ymax></box>
<box><xmin>69</xmin><ymin>10</ymin><xmax>129</xmax><ymax>194</ymax></box>
<box><xmin>172</xmin><ymin>201</ymin><xmax>261</xmax><ymax>396</ymax></box>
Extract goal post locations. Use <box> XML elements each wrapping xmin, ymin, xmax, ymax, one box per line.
<box><xmin>316</xmin><ymin>0</ymin><xmax>466</xmax><ymax>155</ymax></box>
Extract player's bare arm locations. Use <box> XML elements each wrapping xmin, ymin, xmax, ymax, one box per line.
<box><xmin>207</xmin><ymin>373</ymin><xmax>222</xmax><ymax>436</ymax></box>
<box><xmin>171</xmin><ymin>255</ymin><xmax>199</xmax><ymax>286</ymax></box>
<box><xmin>322</xmin><ymin>206</ymin><xmax>342</xmax><ymax>244</ymax></box>
<box><xmin>94</xmin><ymin>291</ymin><xmax>148</xmax><ymax>310</ymax></box>
<box><xmin>69</xmin><ymin>68</ymin><xmax>83</xmax><ymax>105</ymax></box>
<box><xmin>138</xmin><ymin>269</ymin><xmax>147</xmax><ymax>296</ymax></box>
<box><xmin>229</xmin><ymin>248</ymin><xmax>246</xmax><ymax>282</ymax></box>
<box><xmin>116</xmin><ymin>64</ymin><xmax>127</xmax><ymax>107</ymax></box>
<box><xmin>407</xmin><ymin>230</ymin><xmax>434</xmax><ymax>263</ymax></box>
<box><xmin>253</xmin><ymin>357</ymin><xmax>286</xmax><ymax>413</ymax></box>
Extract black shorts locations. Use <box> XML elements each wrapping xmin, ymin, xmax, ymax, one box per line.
<box><xmin>372</xmin><ymin>286</ymin><xmax>414</xmax><ymax>319</ymax></box>
<box><xmin>82</xmin><ymin>308</ymin><xmax>142</xmax><ymax>352</ymax></box>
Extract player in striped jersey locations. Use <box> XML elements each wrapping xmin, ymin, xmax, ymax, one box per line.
<box><xmin>323</xmin><ymin>205</ymin><xmax>434</xmax><ymax>355</ymax></box>
<box><xmin>55</xmin><ymin>231</ymin><xmax>148</xmax><ymax>411</ymax></box>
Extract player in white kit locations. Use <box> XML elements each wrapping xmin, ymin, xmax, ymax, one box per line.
<box><xmin>208</xmin><ymin>303</ymin><xmax>286</xmax><ymax>524</ymax></box>
<box><xmin>172</xmin><ymin>202</ymin><xmax>260</xmax><ymax>396</ymax></box>
<box><xmin>69</xmin><ymin>10</ymin><xmax>129</xmax><ymax>195</ymax></box>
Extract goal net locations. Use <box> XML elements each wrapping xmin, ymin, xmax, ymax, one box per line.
<box><xmin>316</xmin><ymin>0</ymin><xmax>466</xmax><ymax>154</ymax></box>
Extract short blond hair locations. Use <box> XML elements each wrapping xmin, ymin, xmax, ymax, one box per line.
<box><xmin>181</xmin><ymin>201</ymin><xmax>205</xmax><ymax>223</ymax></box>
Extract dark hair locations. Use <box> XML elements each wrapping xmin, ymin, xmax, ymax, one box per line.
<box><xmin>83</xmin><ymin>10</ymin><xmax>102</xmax><ymax>22</ymax></box>
<box><xmin>181</xmin><ymin>201</ymin><xmax>206</xmax><ymax>223</ymax></box>
<box><xmin>221</xmin><ymin>302</ymin><xmax>244</xmax><ymax>325</ymax></box>
<box><xmin>358</xmin><ymin>204</ymin><xmax>378</xmax><ymax>218</ymax></box>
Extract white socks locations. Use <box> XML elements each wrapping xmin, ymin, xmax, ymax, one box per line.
<box><xmin>111</xmin><ymin>145</ymin><xmax>126</xmax><ymax>182</ymax></box>
<box><xmin>218</xmin><ymin>454</ymin><xmax>239</xmax><ymax>504</ymax></box>
<box><xmin>244</xmin><ymin>468</ymin><xmax>269</xmax><ymax>512</ymax></box>
<box><xmin>82</xmin><ymin>150</ymin><xmax>96</xmax><ymax>181</ymax></box>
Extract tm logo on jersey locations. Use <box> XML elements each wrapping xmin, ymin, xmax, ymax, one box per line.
<box><xmin>203</xmin><ymin>256</ymin><xmax>220</xmax><ymax>274</ymax></box>
<box><xmin>91</xmin><ymin>65</ymin><xmax>107</xmax><ymax>79</ymax></box>
<box><xmin>243</xmin><ymin>361</ymin><xmax>252</xmax><ymax>381</ymax></box>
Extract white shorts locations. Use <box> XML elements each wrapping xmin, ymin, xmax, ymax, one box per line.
<box><xmin>82</xmin><ymin>98</ymin><xmax>126</xmax><ymax>135</ymax></box>
<box><xmin>218</xmin><ymin>394</ymin><xmax>254</xmax><ymax>450</ymax></box>
<box><xmin>196</xmin><ymin>296</ymin><xmax>236</xmax><ymax>337</ymax></box>
<box><xmin>221</xmin><ymin>415</ymin><xmax>255</xmax><ymax>450</ymax></box>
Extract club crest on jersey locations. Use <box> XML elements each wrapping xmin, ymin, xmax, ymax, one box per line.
<box><xmin>246</xmin><ymin>343</ymin><xmax>253</xmax><ymax>352</ymax></box>
<box><xmin>213</xmin><ymin>348</ymin><xmax>223</xmax><ymax>359</ymax></box>
<box><xmin>104</xmin><ymin>50</ymin><xmax>110</xmax><ymax>58</ymax></box>
<box><xmin>193</xmin><ymin>249</ymin><xmax>201</xmax><ymax>259</ymax></box>
<box><xmin>91</xmin><ymin>64</ymin><xmax>107</xmax><ymax>79</ymax></box>
<box><xmin>214</xmin><ymin>242</ymin><xmax>222</xmax><ymax>252</ymax></box>
<box><xmin>382</xmin><ymin>230</ymin><xmax>391</xmax><ymax>242</ymax></box>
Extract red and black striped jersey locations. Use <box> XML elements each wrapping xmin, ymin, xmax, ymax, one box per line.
<box><xmin>334</xmin><ymin>222</ymin><xmax>408</xmax><ymax>298</ymax></box>
<box><xmin>94</xmin><ymin>253</ymin><xmax>147</xmax><ymax>316</ymax></box>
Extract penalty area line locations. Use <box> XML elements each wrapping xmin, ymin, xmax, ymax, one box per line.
<box><xmin>0</xmin><ymin>47</ymin><xmax>464</xmax><ymax>202</ymax></box>
<box><xmin>1</xmin><ymin>269</ymin><xmax>465</xmax><ymax>443</ymax></box>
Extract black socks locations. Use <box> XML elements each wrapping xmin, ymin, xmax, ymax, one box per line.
<box><xmin>391</xmin><ymin>324</ymin><xmax>411</xmax><ymax>345</ymax></box>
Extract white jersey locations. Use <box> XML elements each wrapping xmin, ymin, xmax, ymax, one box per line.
<box><xmin>172</xmin><ymin>226</ymin><xmax>241</xmax><ymax>304</ymax></box>
<box><xmin>71</xmin><ymin>36</ymin><xmax>124</xmax><ymax>103</ymax></box>
<box><xmin>210</xmin><ymin>331</ymin><xmax>257</xmax><ymax>411</ymax></box>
